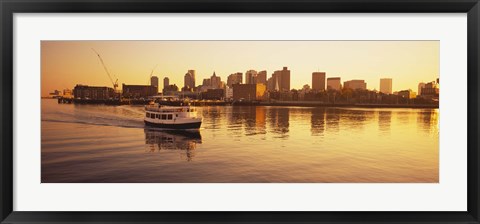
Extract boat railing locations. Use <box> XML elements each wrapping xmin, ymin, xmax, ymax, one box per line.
<box><xmin>145</xmin><ymin>106</ymin><xmax>190</xmax><ymax>113</ymax></box>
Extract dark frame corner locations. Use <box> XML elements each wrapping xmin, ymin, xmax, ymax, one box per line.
<box><xmin>1</xmin><ymin>0</ymin><xmax>479</xmax><ymax>223</ymax></box>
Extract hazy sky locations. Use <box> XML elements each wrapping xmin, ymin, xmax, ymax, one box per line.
<box><xmin>41</xmin><ymin>41</ymin><xmax>439</xmax><ymax>96</ymax></box>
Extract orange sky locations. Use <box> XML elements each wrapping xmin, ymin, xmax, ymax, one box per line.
<box><xmin>41</xmin><ymin>41</ymin><xmax>439</xmax><ymax>96</ymax></box>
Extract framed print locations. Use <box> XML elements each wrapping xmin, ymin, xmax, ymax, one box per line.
<box><xmin>1</xmin><ymin>0</ymin><xmax>479</xmax><ymax>223</ymax></box>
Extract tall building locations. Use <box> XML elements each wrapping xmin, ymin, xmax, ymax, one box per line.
<box><xmin>267</xmin><ymin>77</ymin><xmax>274</xmax><ymax>91</ymax></box>
<box><xmin>163</xmin><ymin>84</ymin><xmax>178</xmax><ymax>95</ymax></box>
<box><xmin>203</xmin><ymin>78</ymin><xmax>211</xmax><ymax>87</ymax></box>
<box><xmin>271</xmin><ymin>67</ymin><xmax>290</xmax><ymax>92</ymax></box>
<box><xmin>245</xmin><ymin>70</ymin><xmax>258</xmax><ymax>84</ymax></box>
<box><xmin>210</xmin><ymin>71</ymin><xmax>222</xmax><ymax>89</ymax></box>
<box><xmin>227</xmin><ymin>72</ymin><xmax>243</xmax><ymax>87</ymax></box>
<box><xmin>188</xmin><ymin>70</ymin><xmax>196</xmax><ymax>87</ymax></box>
<box><xmin>163</xmin><ymin>77</ymin><xmax>169</xmax><ymax>90</ymax></box>
<box><xmin>418</xmin><ymin>82</ymin><xmax>426</xmax><ymax>96</ymax></box>
<box><xmin>327</xmin><ymin>77</ymin><xmax>341</xmax><ymax>90</ymax></box>
<box><xmin>344</xmin><ymin>80</ymin><xmax>367</xmax><ymax>90</ymax></box>
<box><xmin>420</xmin><ymin>81</ymin><xmax>439</xmax><ymax>97</ymax></box>
<box><xmin>312</xmin><ymin>72</ymin><xmax>326</xmax><ymax>92</ymax></box>
<box><xmin>280</xmin><ymin>67</ymin><xmax>290</xmax><ymax>92</ymax></box>
<box><xmin>184</xmin><ymin>70</ymin><xmax>195</xmax><ymax>89</ymax></box>
<box><xmin>257</xmin><ymin>70</ymin><xmax>267</xmax><ymax>85</ymax></box>
<box><xmin>232</xmin><ymin>83</ymin><xmax>267</xmax><ymax>101</ymax></box>
<box><xmin>150</xmin><ymin>76</ymin><xmax>159</xmax><ymax>93</ymax></box>
<box><xmin>379</xmin><ymin>78</ymin><xmax>392</xmax><ymax>94</ymax></box>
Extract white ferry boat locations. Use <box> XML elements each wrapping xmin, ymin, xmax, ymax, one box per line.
<box><xmin>144</xmin><ymin>103</ymin><xmax>202</xmax><ymax>130</ymax></box>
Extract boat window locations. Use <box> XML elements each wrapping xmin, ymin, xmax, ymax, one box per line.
<box><xmin>161</xmin><ymin>114</ymin><xmax>167</xmax><ymax>120</ymax></box>
<box><xmin>176</xmin><ymin>114</ymin><xmax>178</xmax><ymax>117</ymax></box>
<box><xmin>187</xmin><ymin>109</ymin><xmax>190</xmax><ymax>112</ymax></box>
<box><xmin>156</xmin><ymin>114</ymin><xmax>160</xmax><ymax>119</ymax></box>
<box><xmin>151</xmin><ymin>113</ymin><xmax>155</xmax><ymax>119</ymax></box>
<box><xmin>167</xmin><ymin>114</ymin><xmax>173</xmax><ymax>120</ymax></box>
<box><xmin>146</xmin><ymin>112</ymin><xmax>150</xmax><ymax>117</ymax></box>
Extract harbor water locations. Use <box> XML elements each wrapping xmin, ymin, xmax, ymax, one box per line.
<box><xmin>41</xmin><ymin>99</ymin><xmax>439</xmax><ymax>183</ymax></box>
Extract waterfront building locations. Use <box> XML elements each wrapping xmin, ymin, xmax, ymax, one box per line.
<box><xmin>327</xmin><ymin>77</ymin><xmax>342</xmax><ymax>91</ymax></box>
<box><xmin>63</xmin><ymin>89</ymin><xmax>73</xmax><ymax>98</ymax></box>
<box><xmin>49</xmin><ymin>90</ymin><xmax>62</xmax><ymax>98</ymax></box>
<box><xmin>210</xmin><ymin>71</ymin><xmax>222</xmax><ymax>89</ymax></box>
<box><xmin>183</xmin><ymin>70</ymin><xmax>195</xmax><ymax>89</ymax></box>
<box><xmin>163</xmin><ymin>77</ymin><xmax>169</xmax><ymax>90</ymax></box>
<box><xmin>267</xmin><ymin>77</ymin><xmax>274</xmax><ymax>91</ymax></box>
<box><xmin>122</xmin><ymin>84</ymin><xmax>158</xmax><ymax>99</ymax></box>
<box><xmin>150</xmin><ymin>76</ymin><xmax>159</xmax><ymax>93</ymax></box>
<box><xmin>257</xmin><ymin>70</ymin><xmax>267</xmax><ymax>85</ymax></box>
<box><xmin>227</xmin><ymin>72</ymin><xmax>243</xmax><ymax>87</ymax></box>
<box><xmin>203</xmin><ymin>78</ymin><xmax>211</xmax><ymax>87</ymax></box>
<box><xmin>312</xmin><ymin>72</ymin><xmax>326</xmax><ymax>92</ymax></box>
<box><xmin>73</xmin><ymin>84</ymin><xmax>115</xmax><ymax>100</ymax></box>
<box><xmin>188</xmin><ymin>70</ymin><xmax>196</xmax><ymax>81</ymax></box>
<box><xmin>398</xmin><ymin>89</ymin><xmax>417</xmax><ymax>99</ymax></box>
<box><xmin>271</xmin><ymin>67</ymin><xmax>290</xmax><ymax>92</ymax></box>
<box><xmin>380</xmin><ymin>78</ymin><xmax>392</xmax><ymax>94</ymax></box>
<box><xmin>163</xmin><ymin>84</ymin><xmax>179</xmax><ymax>95</ymax></box>
<box><xmin>418</xmin><ymin>82</ymin><xmax>426</xmax><ymax>96</ymax></box>
<box><xmin>420</xmin><ymin>81</ymin><xmax>439</xmax><ymax>99</ymax></box>
<box><xmin>202</xmin><ymin>88</ymin><xmax>225</xmax><ymax>100</ymax></box>
<box><xmin>344</xmin><ymin>80</ymin><xmax>367</xmax><ymax>90</ymax></box>
<box><xmin>245</xmin><ymin>70</ymin><xmax>257</xmax><ymax>84</ymax></box>
<box><xmin>225</xmin><ymin>86</ymin><xmax>233</xmax><ymax>99</ymax></box>
<box><xmin>233</xmin><ymin>83</ymin><xmax>267</xmax><ymax>101</ymax></box>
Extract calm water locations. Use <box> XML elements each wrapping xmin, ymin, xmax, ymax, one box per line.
<box><xmin>41</xmin><ymin>99</ymin><xmax>439</xmax><ymax>183</ymax></box>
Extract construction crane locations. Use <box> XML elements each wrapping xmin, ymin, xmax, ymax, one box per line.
<box><xmin>148</xmin><ymin>64</ymin><xmax>158</xmax><ymax>84</ymax></box>
<box><xmin>91</xmin><ymin>48</ymin><xmax>119</xmax><ymax>92</ymax></box>
<box><xmin>150</xmin><ymin>64</ymin><xmax>158</xmax><ymax>79</ymax></box>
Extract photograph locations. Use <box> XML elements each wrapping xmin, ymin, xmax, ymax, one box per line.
<box><xmin>41</xmin><ymin>40</ymin><xmax>439</xmax><ymax>183</ymax></box>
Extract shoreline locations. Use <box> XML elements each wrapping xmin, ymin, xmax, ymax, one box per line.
<box><xmin>255</xmin><ymin>101</ymin><xmax>439</xmax><ymax>109</ymax></box>
<box><xmin>45</xmin><ymin>98</ymin><xmax>439</xmax><ymax>109</ymax></box>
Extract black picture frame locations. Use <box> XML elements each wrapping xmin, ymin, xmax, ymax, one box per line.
<box><xmin>1</xmin><ymin>0</ymin><xmax>479</xmax><ymax>223</ymax></box>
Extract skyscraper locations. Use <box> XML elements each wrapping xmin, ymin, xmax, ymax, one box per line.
<box><xmin>188</xmin><ymin>69</ymin><xmax>196</xmax><ymax>87</ymax></box>
<box><xmin>271</xmin><ymin>67</ymin><xmax>290</xmax><ymax>92</ymax></box>
<box><xmin>227</xmin><ymin>72</ymin><xmax>243</xmax><ymax>87</ymax></box>
<box><xmin>380</xmin><ymin>78</ymin><xmax>392</xmax><ymax>94</ymax></box>
<box><xmin>327</xmin><ymin>77</ymin><xmax>341</xmax><ymax>90</ymax></box>
<box><xmin>184</xmin><ymin>70</ymin><xmax>196</xmax><ymax>89</ymax></box>
<box><xmin>312</xmin><ymin>72</ymin><xmax>326</xmax><ymax>92</ymax></box>
<box><xmin>281</xmin><ymin>67</ymin><xmax>290</xmax><ymax>92</ymax></box>
<box><xmin>163</xmin><ymin>77</ymin><xmax>169</xmax><ymax>89</ymax></box>
<box><xmin>257</xmin><ymin>70</ymin><xmax>267</xmax><ymax>85</ymax></box>
<box><xmin>150</xmin><ymin>76</ymin><xmax>159</xmax><ymax>87</ymax></box>
<box><xmin>344</xmin><ymin>80</ymin><xmax>367</xmax><ymax>90</ymax></box>
<box><xmin>210</xmin><ymin>71</ymin><xmax>222</xmax><ymax>89</ymax></box>
<box><xmin>418</xmin><ymin>82</ymin><xmax>426</xmax><ymax>96</ymax></box>
<box><xmin>150</xmin><ymin>76</ymin><xmax>159</xmax><ymax>93</ymax></box>
<box><xmin>245</xmin><ymin>70</ymin><xmax>258</xmax><ymax>84</ymax></box>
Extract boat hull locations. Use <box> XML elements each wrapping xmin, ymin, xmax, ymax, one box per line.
<box><xmin>144</xmin><ymin>120</ymin><xmax>202</xmax><ymax>130</ymax></box>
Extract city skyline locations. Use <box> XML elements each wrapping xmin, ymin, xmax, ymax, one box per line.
<box><xmin>42</xmin><ymin>41</ymin><xmax>439</xmax><ymax>96</ymax></box>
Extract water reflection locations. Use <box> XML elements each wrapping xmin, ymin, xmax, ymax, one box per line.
<box><xmin>42</xmin><ymin>98</ymin><xmax>440</xmax><ymax>183</ymax></box>
<box><xmin>378</xmin><ymin>111</ymin><xmax>392</xmax><ymax>133</ymax></box>
<box><xmin>417</xmin><ymin>110</ymin><xmax>439</xmax><ymax>133</ymax></box>
<box><xmin>268</xmin><ymin>107</ymin><xmax>290</xmax><ymax>138</ymax></box>
<box><xmin>311</xmin><ymin>108</ymin><xmax>326</xmax><ymax>136</ymax></box>
<box><xmin>144</xmin><ymin>129</ymin><xmax>202</xmax><ymax>161</ymax></box>
<box><xmin>325</xmin><ymin>109</ymin><xmax>340</xmax><ymax>133</ymax></box>
<box><xmin>340</xmin><ymin>109</ymin><xmax>374</xmax><ymax>130</ymax></box>
<box><xmin>396</xmin><ymin>111</ymin><xmax>410</xmax><ymax>125</ymax></box>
